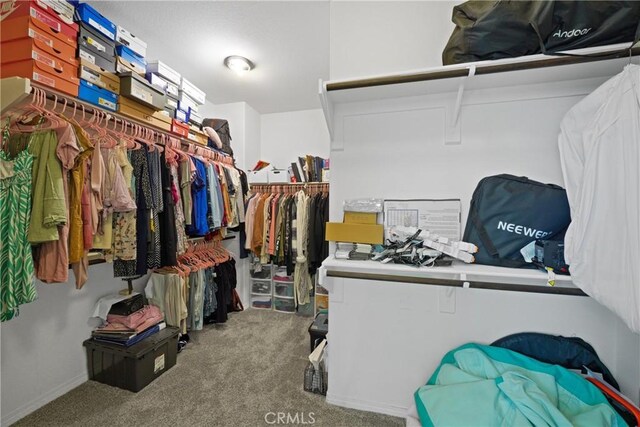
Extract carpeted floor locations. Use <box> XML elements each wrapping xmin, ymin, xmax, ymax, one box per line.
<box><xmin>14</xmin><ymin>309</ymin><xmax>404</xmax><ymax>427</ymax></box>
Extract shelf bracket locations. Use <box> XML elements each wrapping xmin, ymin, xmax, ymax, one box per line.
<box><xmin>318</xmin><ymin>79</ymin><xmax>335</xmax><ymax>143</ymax></box>
<box><xmin>1</xmin><ymin>77</ymin><xmax>31</xmax><ymax>115</ymax></box>
<box><xmin>445</xmin><ymin>65</ymin><xmax>476</xmax><ymax>145</ymax></box>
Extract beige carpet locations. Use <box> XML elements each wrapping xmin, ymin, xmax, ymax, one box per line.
<box><xmin>14</xmin><ymin>309</ymin><xmax>404</xmax><ymax>427</ymax></box>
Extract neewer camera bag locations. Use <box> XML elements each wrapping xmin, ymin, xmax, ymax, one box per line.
<box><xmin>442</xmin><ymin>1</ymin><xmax>640</xmax><ymax>65</ymax></box>
<box><xmin>463</xmin><ymin>174</ymin><xmax>571</xmax><ymax>268</ymax></box>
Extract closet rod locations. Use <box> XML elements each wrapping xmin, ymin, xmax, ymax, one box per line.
<box><xmin>251</xmin><ymin>182</ymin><xmax>328</xmax><ymax>185</ymax></box>
<box><xmin>22</xmin><ymin>83</ymin><xmax>234</xmax><ymax>164</ymax></box>
<box><xmin>326</xmin><ymin>46</ymin><xmax>640</xmax><ymax>91</ymax></box>
<box><xmin>326</xmin><ymin>270</ymin><xmax>587</xmax><ymax>297</ymax></box>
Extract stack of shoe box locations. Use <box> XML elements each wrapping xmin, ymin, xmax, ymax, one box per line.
<box><xmin>146</xmin><ymin>61</ymin><xmax>191</xmax><ymax>137</ymax></box>
<box><xmin>179</xmin><ymin>77</ymin><xmax>207</xmax><ymax>143</ymax></box>
<box><xmin>0</xmin><ymin>0</ymin><xmax>80</xmax><ymax>96</ymax></box>
<box><xmin>114</xmin><ymin>26</ymin><xmax>168</xmax><ymax>130</ymax></box>
<box><xmin>75</xmin><ymin>2</ymin><xmax>118</xmax><ymax>111</ymax></box>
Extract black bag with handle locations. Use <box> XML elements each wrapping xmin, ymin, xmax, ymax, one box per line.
<box><xmin>463</xmin><ymin>174</ymin><xmax>571</xmax><ymax>268</ymax></box>
<box><xmin>443</xmin><ymin>1</ymin><xmax>640</xmax><ymax>65</ymax></box>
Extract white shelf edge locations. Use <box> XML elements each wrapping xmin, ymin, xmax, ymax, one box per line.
<box><xmin>323</xmin><ymin>42</ymin><xmax>635</xmax><ymax>89</ymax></box>
<box><xmin>321</xmin><ymin>257</ymin><xmax>582</xmax><ymax>296</ymax></box>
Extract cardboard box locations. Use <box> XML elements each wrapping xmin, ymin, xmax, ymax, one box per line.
<box><xmin>116</xmin><ymin>26</ymin><xmax>147</xmax><ymax>58</ymax></box>
<box><xmin>344</xmin><ymin>212</ymin><xmax>378</xmax><ymax>225</ymax></box>
<box><xmin>79</xmin><ymin>45</ymin><xmax>116</xmax><ymax>74</ymax></box>
<box><xmin>0</xmin><ymin>59</ymin><xmax>78</xmax><ymax>96</ymax></box>
<box><xmin>78</xmin><ymin>22</ymin><xmax>116</xmax><ymax>60</ymax></box>
<box><xmin>188</xmin><ymin>110</ymin><xmax>203</xmax><ymax>126</ymax></box>
<box><xmin>171</xmin><ymin>119</ymin><xmax>189</xmax><ymax>138</ymax></box>
<box><xmin>177</xmin><ymin>95</ymin><xmax>197</xmax><ymax>114</ymax></box>
<box><xmin>165</xmin><ymin>96</ymin><xmax>178</xmax><ymax>110</ymax></box>
<box><xmin>165</xmin><ymin>81</ymin><xmax>179</xmax><ymax>98</ymax></box>
<box><xmin>1</xmin><ymin>15</ymin><xmax>77</xmax><ymax>54</ymax></box>
<box><xmin>146</xmin><ymin>60</ymin><xmax>180</xmax><ymax>85</ymax></box>
<box><xmin>179</xmin><ymin>77</ymin><xmax>205</xmax><ymax>105</ymax></box>
<box><xmin>116</xmin><ymin>45</ymin><xmax>146</xmax><ymax>75</ymax></box>
<box><xmin>174</xmin><ymin>108</ymin><xmax>189</xmax><ymax>123</ymax></box>
<box><xmin>115</xmin><ymin>56</ymin><xmax>141</xmax><ymax>76</ymax></box>
<box><xmin>4</xmin><ymin>1</ymin><xmax>78</xmax><ymax>39</ymax></box>
<box><xmin>117</xmin><ymin>97</ymin><xmax>171</xmax><ymax>132</ymax></box>
<box><xmin>38</xmin><ymin>0</ymin><xmax>75</xmax><ymax>25</ymax></box>
<box><xmin>78</xmin><ymin>80</ymin><xmax>117</xmax><ymax>111</ymax></box>
<box><xmin>1</xmin><ymin>37</ymin><xmax>77</xmax><ymax>70</ymax></box>
<box><xmin>79</xmin><ymin>59</ymin><xmax>120</xmax><ymax>93</ymax></box>
<box><xmin>325</xmin><ymin>223</ymin><xmax>383</xmax><ymax>245</ymax></box>
<box><xmin>119</xmin><ymin>71</ymin><xmax>166</xmax><ymax>110</ymax></box>
<box><xmin>145</xmin><ymin>73</ymin><xmax>167</xmax><ymax>93</ymax></box>
<box><xmin>74</xmin><ymin>3</ymin><xmax>116</xmax><ymax>41</ymax></box>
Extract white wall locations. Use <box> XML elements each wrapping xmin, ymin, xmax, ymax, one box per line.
<box><xmin>259</xmin><ymin>109</ymin><xmax>329</xmax><ymax>183</ymax></box>
<box><xmin>0</xmin><ymin>267</ymin><xmax>149</xmax><ymax>426</ymax></box>
<box><xmin>329</xmin><ymin>1</ymin><xmax>458</xmax><ymax>80</ymax></box>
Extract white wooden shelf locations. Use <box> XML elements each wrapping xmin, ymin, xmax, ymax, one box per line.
<box><xmin>319</xmin><ymin>43</ymin><xmax>639</xmax><ymax>139</ymax></box>
<box><xmin>320</xmin><ymin>256</ymin><xmax>583</xmax><ymax>296</ymax></box>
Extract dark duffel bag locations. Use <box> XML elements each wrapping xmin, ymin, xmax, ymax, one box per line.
<box><xmin>443</xmin><ymin>1</ymin><xmax>640</xmax><ymax>65</ymax></box>
<box><xmin>202</xmin><ymin>118</ymin><xmax>234</xmax><ymax>157</ymax></box>
<box><xmin>462</xmin><ymin>174</ymin><xmax>571</xmax><ymax>268</ymax></box>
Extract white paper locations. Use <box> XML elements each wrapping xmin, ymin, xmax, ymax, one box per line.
<box><xmin>383</xmin><ymin>199</ymin><xmax>461</xmax><ymax>241</ymax></box>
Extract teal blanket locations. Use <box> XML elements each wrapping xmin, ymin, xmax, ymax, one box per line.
<box><xmin>415</xmin><ymin>343</ymin><xmax>626</xmax><ymax>426</ymax></box>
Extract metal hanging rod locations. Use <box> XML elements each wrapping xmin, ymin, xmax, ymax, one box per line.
<box><xmin>251</xmin><ymin>182</ymin><xmax>329</xmax><ymax>186</ymax></box>
<box><xmin>250</xmin><ymin>182</ymin><xmax>329</xmax><ymax>194</ymax></box>
<box><xmin>14</xmin><ymin>82</ymin><xmax>234</xmax><ymax>165</ymax></box>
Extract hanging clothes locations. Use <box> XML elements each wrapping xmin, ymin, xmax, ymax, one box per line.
<box><xmin>145</xmin><ymin>272</ymin><xmax>188</xmax><ymax>329</ymax></box>
<box><xmin>1</xmin><ymin>94</ymin><xmax>244</xmax><ymax>319</ymax></box>
<box><xmin>27</xmin><ymin>130</ymin><xmax>66</xmax><ymax>243</ymax></box>
<box><xmin>293</xmin><ymin>191</ymin><xmax>312</xmax><ymax>305</ymax></box>
<box><xmin>158</xmin><ymin>151</ymin><xmax>177</xmax><ymax>267</ymax></box>
<box><xmin>0</xmin><ymin>139</ymin><xmax>37</xmax><ymax>321</ymax></box>
<box><xmin>35</xmin><ymin>123</ymin><xmax>80</xmax><ymax>284</ymax></box>
<box><xmin>558</xmin><ymin>64</ymin><xmax>640</xmax><ymax>333</ymax></box>
<box><xmin>187</xmin><ymin>158</ymin><xmax>209</xmax><ymax>236</ymax></box>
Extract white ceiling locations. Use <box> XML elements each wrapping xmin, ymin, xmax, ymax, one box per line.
<box><xmin>90</xmin><ymin>1</ymin><xmax>330</xmax><ymax>113</ymax></box>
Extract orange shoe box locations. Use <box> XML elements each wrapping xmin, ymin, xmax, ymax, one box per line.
<box><xmin>1</xmin><ymin>1</ymin><xmax>78</xmax><ymax>39</ymax></box>
<box><xmin>1</xmin><ymin>15</ymin><xmax>77</xmax><ymax>57</ymax></box>
<box><xmin>1</xmin><ymin>38</ymin><xmax>78</xmax><ymax>69</ymax></box>
<box><xmin>0</xmin><ymin>59</ymin><xmax>79</xmax><ymax>96</ymax></box>
<box><xmin>171</xmin><ymin>119</ymin><xmax>189</xmax><ymax>138</ymax></box>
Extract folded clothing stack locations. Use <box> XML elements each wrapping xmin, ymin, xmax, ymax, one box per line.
<box><xmin>92</xmin><ymin>305</ymin><xmax>165</xmax><ymax>347</ymax></box>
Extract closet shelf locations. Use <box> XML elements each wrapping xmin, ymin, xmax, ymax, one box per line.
<box><xmin>321</xmin><ymin>256</ymin><xmax>585</xmax><ymax>297</ymax></box>
<box><xmin>318</xmin><ymin>43</ymin><xmax>639</xmax><ymax>137</ymax></box>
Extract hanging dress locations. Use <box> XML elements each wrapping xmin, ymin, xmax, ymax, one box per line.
<box><xmin>1</xmin><ymin>144</ymin><xmax>37</xmax><ymax>321</ymax></box>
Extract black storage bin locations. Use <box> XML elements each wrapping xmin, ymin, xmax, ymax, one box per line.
<box><xmin>308</xmin><ymin>313</ymin><xmax>328</xmax><ymax>352</ymax></box>
<box><xmin>83</xmin><ymin>327</ymin><xmax>179</xmax><ymax>392</ymax></box>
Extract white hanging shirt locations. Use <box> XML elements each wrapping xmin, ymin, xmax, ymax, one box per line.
<box><xmin>558</xmin><ymin>64</ymin><xmax>640</xmax><ymax>333</ymax></box>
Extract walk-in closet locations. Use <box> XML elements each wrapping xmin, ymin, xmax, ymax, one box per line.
<box><xmin>1</xmin><ymin>1</ymin><xmax>640</xmax><ymax>426</ymax></box>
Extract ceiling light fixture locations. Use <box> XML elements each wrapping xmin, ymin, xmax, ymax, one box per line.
<box><xmin>224</xmin><ymin>55</ymin><xmax>254</xmax><ymax>74</ymax></box>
